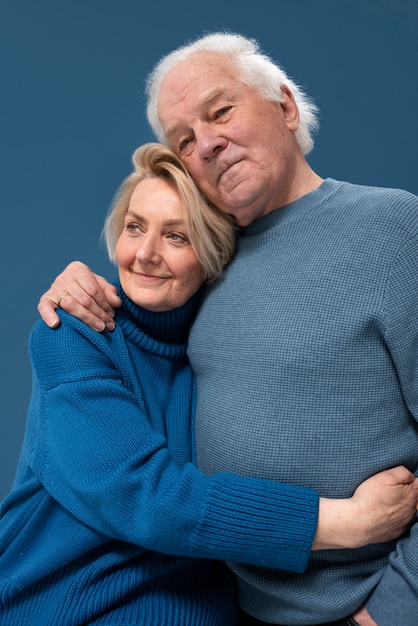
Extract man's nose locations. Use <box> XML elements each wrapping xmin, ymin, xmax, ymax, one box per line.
<box><xmin>196</xmin><ymin>124</ymin><xmax>227</xmax><ymax>160</ymax></box>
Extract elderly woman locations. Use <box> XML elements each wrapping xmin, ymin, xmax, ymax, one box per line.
<box><xmin>0</xmin><ymin>143</ymin><xmax>416</xmax><ymax>626</ymax></box>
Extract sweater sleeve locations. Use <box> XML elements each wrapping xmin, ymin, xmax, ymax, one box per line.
<box><xmin>366</xmin><ymin>225</ymin><xmax>418</xmax><ymax>625</ymax></box>
<box><xmin>29</xmin><ymin>315</ymin><xmax>318</xmax><ymax>574</ymax></box>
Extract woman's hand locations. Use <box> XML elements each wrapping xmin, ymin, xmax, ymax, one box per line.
<box><xmin>352</xmin><ymin>605</ymin><xmax>378</xmax><ymax>626</ymax></box>
<box><xmin>313</xmin><ymin>465</ymin><xmax>418</xmax><ymax>550</ymax></box>
<box><xmin>350</xmin><ymin>465</ymin><xmax>418</xmax><ymax>546</ymax></box>
<box><xmin>37</xmin><ymin>261</ymin><xmax>121</xmax><ymax>331</ymax></box>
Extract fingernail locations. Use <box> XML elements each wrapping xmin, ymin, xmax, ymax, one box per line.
<box><xmin>105</xmin><ymin>321</ymin><xmax>115</xmax><ymax>332</ymax></box>
<box><xmin>94</xmin><ymin>321</ymin><xmax>106</xmax><ymax>332</ymax></box>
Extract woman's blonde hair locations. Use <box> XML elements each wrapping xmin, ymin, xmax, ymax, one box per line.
<box><xmin>103</xmin><ymin>143</ymin><xmax>237</xmax><ymax>283</ymax></box>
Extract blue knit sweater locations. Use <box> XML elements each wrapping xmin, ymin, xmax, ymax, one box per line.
<box><xmin>0</xmin><ymin>286</ymin><xmax>318</xmax><ymax>625</ymax></box>
<box><xmin>190</xmin><ymin>179</ymin><xmax>418</xmax><ymax>625</ymax></box>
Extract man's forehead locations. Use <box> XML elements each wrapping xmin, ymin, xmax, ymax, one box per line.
<box><xmin>159</xmin><ymin>62</ymin><xmax>243</xmax><ymax>138</ymax></box>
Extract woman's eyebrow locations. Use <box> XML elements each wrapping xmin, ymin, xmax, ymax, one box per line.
<box><xmin>126</xmin><ymin>211</ymin><xmax>185</xmax><ymax>229</ymax></box>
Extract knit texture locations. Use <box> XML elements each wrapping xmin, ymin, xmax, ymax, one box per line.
<box><xmin>190</xmin><ymin>179</ymin><xmax>418</xmax><ymax>625</ymax></box>
<box><xmin>0</xmin><ymin>285</ymin><xmax>318</xmax><ymax>625</ymax></box>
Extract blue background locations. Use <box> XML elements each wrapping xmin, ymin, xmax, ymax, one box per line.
<box><xmin>1</xmin><ymin>0</ymin><xmax>417</xmax><ymax>500</ymax></box>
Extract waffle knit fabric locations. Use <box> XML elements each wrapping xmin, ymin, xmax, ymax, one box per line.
<box><xmin>190</xmin><ymin>179</ymin><xmax>418</xmax><ymax>625</ymax></box>
<box><xmin>0</xmin><ymin>286</ymin><xmax>318</xmax><ymax>625</ymax></box>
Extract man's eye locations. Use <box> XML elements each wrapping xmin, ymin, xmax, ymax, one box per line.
<box><xmin>215</xmin><ymin>106</ymin><xmax>231</xmax><ymax>118</ymax></box>
<box><xmin>179</xmin><ymin>137</ymin><xmax>192</xmax><ymax>152</ymax></box>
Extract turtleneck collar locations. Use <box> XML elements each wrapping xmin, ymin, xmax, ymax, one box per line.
<box><xmin>114</xmin><ymin>282</ymin><xmax>201</xmax><ymax>356</ymax></box>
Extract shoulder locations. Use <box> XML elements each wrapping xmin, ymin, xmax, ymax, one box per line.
<box><xmin>31</xmin><ymin>310</ymin><xmax>125</xmax><ymax>352</ymax></box>
<box><xmin>29</xmin><ymin>311</ymin><xmax>128</xmax><ymax>387</ymax></box>
<box><xmin>337</xmin><ymin>180</ymin><xmax>418</xmax><ymax>211</ymax></box>
<box><xmin>331</xmin><ymin>180</ymin><xmax>418</xmax><ymax>236</ymax></box>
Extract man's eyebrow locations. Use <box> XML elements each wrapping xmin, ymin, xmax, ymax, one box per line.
<box><xmin>201</xmin><ymin>88</ymin><xmax>226</xmax><ymax>105</ymax></box>
<box><xmin>164</xmin><ymin>124</ymin><xmax>182</xmax><ymax>141</ymax></box>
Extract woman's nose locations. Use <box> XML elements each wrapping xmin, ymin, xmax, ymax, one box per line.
<box><xmin>136</xmin><ymin>234</ymin><xmax>161</xmax><ymax>264</ymax></box>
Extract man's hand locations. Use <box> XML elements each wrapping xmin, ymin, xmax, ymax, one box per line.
<box><xmin>37</xmin><ymin>261</ymin><xmax>121</xmax><ymax>332</ymax></box>
<box><xmin>314</xmin><ymin>466</ymin><xmax>417</xmax><ymax>550</ymax></box>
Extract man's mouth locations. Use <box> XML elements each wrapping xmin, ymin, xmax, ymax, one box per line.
<box><xmin>218</xmin><ymin>159</ymin><xmax>246</xmax><ymax>190</ymax></box>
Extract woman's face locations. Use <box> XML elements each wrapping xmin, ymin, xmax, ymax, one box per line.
<box><xmin>116</xmin><ymin>177</ymin><xmax>203</xmax><ymax>312</ymax></box>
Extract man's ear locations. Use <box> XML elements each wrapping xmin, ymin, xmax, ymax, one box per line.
<box><xmin>280</xmin><ymin>85</ymin><xmax>299</xmax><ymax>131</ymax></box>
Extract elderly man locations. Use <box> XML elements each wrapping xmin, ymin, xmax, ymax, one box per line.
<box><xmin>39</xmin><ymin>33</ymin><xmax>418</xmax><ymax>626</ymax></box>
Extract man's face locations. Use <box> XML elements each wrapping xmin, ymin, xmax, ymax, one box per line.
<box><xmin>158</xmin><ymin>52</ymin><xmax>300</xmax><ymax>226</ymax></box>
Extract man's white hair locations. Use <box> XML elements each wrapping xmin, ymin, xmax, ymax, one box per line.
<box><xmin>146</xmin><ymin>31</ymin><xmax>319</xmax><ymax>155</ymax></box>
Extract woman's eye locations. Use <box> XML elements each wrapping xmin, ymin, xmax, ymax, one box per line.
<box><xmin>126</xmin><ymin>223</ymin><xmax>140</xmax><ymax>233</ymax></box>
<box><xmin>170</xmin><ymin>232</ymin><xmax>187</xmax><ymax>243</ymax></box>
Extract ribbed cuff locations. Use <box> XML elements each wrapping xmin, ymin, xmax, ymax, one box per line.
<box><xmin>191</xmin><ymin>473</ymin><xmax>319</xmax><ymax>573</ymax></box>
